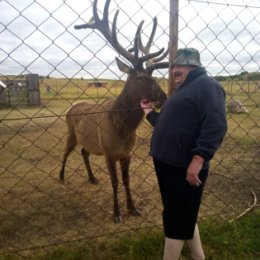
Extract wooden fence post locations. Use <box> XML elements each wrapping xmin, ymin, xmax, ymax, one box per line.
<box><xmin>26</xmin><ymin>74</ymin><xmax>41</xmax><ymax>106</ymax></box>
<box><xmin>168</xmin><ymin>0</ymin><xmax>179</xmax><ymax>96</ymax></box>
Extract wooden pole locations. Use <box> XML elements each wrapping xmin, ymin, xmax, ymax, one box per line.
<box><xmin>168</xmin><ymin>0</ymin><xmax>179</xmax><ymax>96</ymax></box>
<box><xmin>27</xmin><ymin>74</ymin><xmax>41</xmax><ymax>106</ymax></box>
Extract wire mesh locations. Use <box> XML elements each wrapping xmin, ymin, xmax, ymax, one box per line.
<box><xmin>0</xmin><ymin>0</ymin><xmax>259</xmax><ymax>257</ymax></box>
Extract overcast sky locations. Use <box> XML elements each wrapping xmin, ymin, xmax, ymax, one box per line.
<box><xmin>0</xmin><ymin>0</ymin><xmax>259</xmax><ymax>79</ymax></box>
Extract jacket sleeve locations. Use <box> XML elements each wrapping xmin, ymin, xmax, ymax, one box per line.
<box><xmin>191</xmin><ymin>82</ymin><xmax>228</xmax><ymax>161</ymax></box>
<box><xmin>146</xmin><ymin>110</ymin><xmax>160</xmax><ymax>127</ymax></box>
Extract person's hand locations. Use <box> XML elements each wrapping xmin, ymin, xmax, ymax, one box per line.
<box><xmin>140</xmin><ymin>99</ymin><xmax>154</xmax><ymax>115</ymax></box>
<box><xmin>186</xmin><ymin>155</ymin><xmax>204</xmax><ymax>186</ymax></box>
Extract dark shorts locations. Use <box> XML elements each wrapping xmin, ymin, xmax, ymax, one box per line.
<box><xmin>153</xmin><ymin>158</ymin><xmax>208</xmax><ymax>240</ymax></box>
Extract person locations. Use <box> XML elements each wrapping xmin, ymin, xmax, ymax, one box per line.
<box><xmin>140</xmin><ymin>48</ymin><xmax>227</xmax><ymax>260</ymax></box>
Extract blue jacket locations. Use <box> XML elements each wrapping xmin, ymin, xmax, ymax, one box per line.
<box><xmin>146</xmin><ymin>67</ymin><xmax>227</xmax><ymax>169</ymax></box>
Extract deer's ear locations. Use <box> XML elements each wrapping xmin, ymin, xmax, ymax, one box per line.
<box><xmin>116</xmin><ymin>58</ymin><xmax>131</xmax><ymax>74</ymax></box>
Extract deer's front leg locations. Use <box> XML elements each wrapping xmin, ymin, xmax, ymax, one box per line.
<box><xmin>106</xmin><ymin>156</ymin><xmax>121</xmax><ymax>223</ymax></box>
<box><xmin>120</xmin><ymin>156</ymin><xmax>141</xmax><ymax>217</ymax></box>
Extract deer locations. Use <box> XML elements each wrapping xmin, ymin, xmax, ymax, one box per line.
<box><xmin>59</xmin><ymin>0</ymin><xmax>169</xmax><ymax>223</ymax></box>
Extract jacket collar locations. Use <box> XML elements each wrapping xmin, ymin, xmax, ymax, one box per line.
<box><xmin>178</xmin><ymin>67</ymin><xmax>206</xmax><ymax>88</ymax></box>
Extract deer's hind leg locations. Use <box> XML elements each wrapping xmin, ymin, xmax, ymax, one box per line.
<box><xmin>59</xmin><ymin>127</ymin><xmax>77</xmax><ymax>183</ymax></box>
<box><xmin>81</xmin><ymin>149</ymin><xmax>98</xmax><ymax>184</ymax></box>
<box><xmin>120</xmin><ymin>156</ymin><xmax>141</xmax><ymax>217</ymax></box>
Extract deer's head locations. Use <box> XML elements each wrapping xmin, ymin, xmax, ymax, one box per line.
<box><xmin>75</xmin><ymin>0</ymin><xmax>169</xmax><ymax>107</ymax></box>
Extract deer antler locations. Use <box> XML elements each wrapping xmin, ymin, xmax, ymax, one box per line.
<box><xmin>128</xmin><ymin>17</ymin><xmax>169</xmax><ymax>74</ymax></box>
<box><xmin>74</xmin><ymin>0</ymin><xmax>168</xmax><ymax>72</ymax></box>
<box><xmin>129</xmin><ymin>17</ymin><xmax>169</xmax><ymax>63</ymax></box>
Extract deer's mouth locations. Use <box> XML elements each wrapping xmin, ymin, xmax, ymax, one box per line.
<box><xmin>153</xmin><ymin>97</ymin><xmax>166</xmax><ymax>108</ymax></box>
<box><xmin>155</xmin><ymin>92</ymin><xmax>167</xmax><ymax>108</ymax></box>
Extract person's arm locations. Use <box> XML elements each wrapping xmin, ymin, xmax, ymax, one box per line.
<box><xmin>191</xmin><ymin>83</ymin><xmax>227</xmax><ymax>161</ymax></box>
<box><xmin>187</xmin><ymin>82</ymin><xmax>227</xmax><ymax>186</ymax></box>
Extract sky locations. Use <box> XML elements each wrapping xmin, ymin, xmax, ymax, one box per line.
<box><xmin>0</xmin><ymin>0</ymin><xmax>259</xmax><ymax>79</ymax></box>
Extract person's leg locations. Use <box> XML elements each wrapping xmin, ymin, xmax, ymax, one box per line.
<box><xmin>187</xmin><ymin>224</ymin><xmax>205</xmax><ymax>260</ymax></box>
<box><xmin>153</xmin><ymin>159</ymin><xmax>207</xmax><ymax>259</ymax></box>
<box><xmin>153</xmin><ymin>159</ymin><xmax>184</xmax><ymax>259</ymax></box>
<box><xmin>163</xmin><ymin>237</ymin><xmax>184</xmax><ymax>260</ymax></box>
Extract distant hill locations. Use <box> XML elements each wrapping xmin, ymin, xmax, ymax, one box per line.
<box><xmin>215</xmin><ymin>71</ymin><xmax>260</xmax><ymax>81</ymax></box>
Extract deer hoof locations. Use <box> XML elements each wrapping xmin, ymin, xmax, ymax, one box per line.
<box><xmin>129</xmin><ymin>208</ymin><xmax>141</xmax><ymax>216</ymax></box>
<box><xmin>89</xmin><ymin>177</ymin><xmax>99</xmax><ymax>185</ymax></box>
<box><xmin>114</xmin><ymin>216</ymin><xmax>122</xmax><ymax>223</ymax></box>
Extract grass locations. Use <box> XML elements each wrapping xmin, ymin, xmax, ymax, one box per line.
<box><xmin>1</xmin><ymin>209</ymin><xmax>259</xmax><ymax>260</ymax></box>
<box><xmin>0</xmin><ymin>78</ymin><xmax>259</xmax><ymax>260</ymax></box>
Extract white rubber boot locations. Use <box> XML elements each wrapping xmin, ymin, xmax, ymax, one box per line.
<box><xmin>187</xmin><ymin>224</ymin><xmax>205</xmax><ymax>260</ymax></box>
<box><xmin>163</xmin><ymin>237</ymin><xmax>184</xmax><ymax>260</ymax></box>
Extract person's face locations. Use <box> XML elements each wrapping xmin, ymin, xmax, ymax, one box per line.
<box><xmin>172</xmin><ymin>65</ymin><xmax>194</xmax><ymax>87</ymax></box>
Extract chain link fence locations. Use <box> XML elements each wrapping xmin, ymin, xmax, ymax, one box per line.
<box><xmin>0</xmin><ymin>0</ymin><xmax>259</xmax><ymax>257</ymax></box>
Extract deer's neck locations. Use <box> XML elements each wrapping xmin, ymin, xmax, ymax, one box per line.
<box><xmin>110</xmin><ymin>91</ymin><xmax>144</xmax><ymax>137</ymax></box>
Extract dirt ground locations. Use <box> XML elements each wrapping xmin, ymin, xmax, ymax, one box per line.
<box><xmin>0</xmin><ymin>118</ymin><xmax>259</xmax><ymax>255</ymax></box>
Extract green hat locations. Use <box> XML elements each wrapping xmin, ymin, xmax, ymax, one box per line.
<box><xmin>172</xmin><ymin>48</ymin><xmax>201</xmax><ymax>67</ymax></box>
